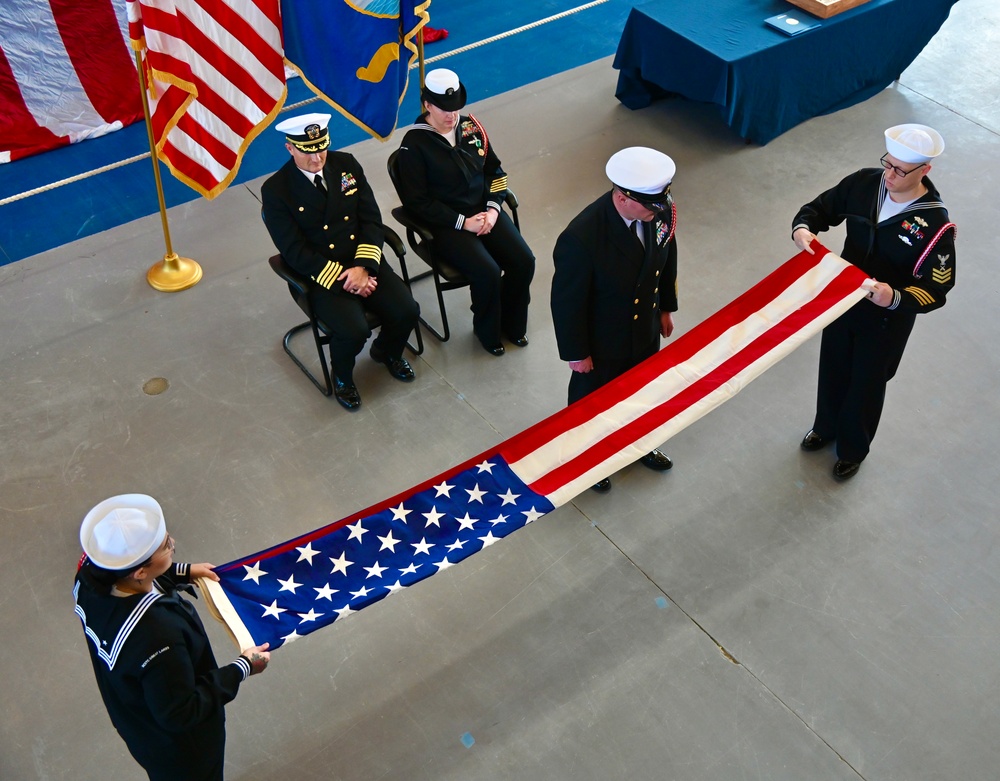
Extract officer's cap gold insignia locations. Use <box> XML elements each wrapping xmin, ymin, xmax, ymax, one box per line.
<box><xmin>275</xmin><ymin>113</ymin><xmax>332</xmax><ymax>153</ymax></box>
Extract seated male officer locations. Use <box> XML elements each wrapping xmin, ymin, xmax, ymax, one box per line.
<box><xmin>262</xmin><ymin>113</ymin><xmax>420</xmax><ymax>410</ymax></box>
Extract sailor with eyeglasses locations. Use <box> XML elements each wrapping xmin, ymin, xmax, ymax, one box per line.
<box><xmin>791</xmin><ymin>124</ymin><xmax>957</xmax><ymax>481</ymax></box>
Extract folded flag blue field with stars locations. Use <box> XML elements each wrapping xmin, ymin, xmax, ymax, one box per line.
<box><xmin>281</xmin><ymin>0</ymin><xmax>429</xmax><ymax>140</ymax></box>
<box><xmin>199</xmin><ymin>245</ymin><xmax>871</xmax><ymax>649</ymax></box>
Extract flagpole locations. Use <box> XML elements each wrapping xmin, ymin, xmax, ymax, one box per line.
<box><xmin>417</xmin><ymin>28</ymin><xmax>426</xmax><ymax>88</ymax></box>
<box><xmin>133</xmin><ymin>51</ymin><xmax>203</xmax><ymax>292</ymax></box>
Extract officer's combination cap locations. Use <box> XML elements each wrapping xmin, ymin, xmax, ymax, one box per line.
<box><xmin>606</xmin><ymin>147</ymin><xmax>676</xmax><ymax>206</ymax></box>
<box><xmin>276</xmin><ymin>113</ymin><xmax>332</xmax><ymax>153</ymax></box>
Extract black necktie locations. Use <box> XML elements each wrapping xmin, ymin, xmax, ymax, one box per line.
<box><xmin>313</xmin><ymin>174</ymin><xmax>327</xmax><ymax>195</ymax></box>
<box><xmin>633</xmin><ymin>220</ymin><xmax>645</xmax><ymax>248</ymax></box>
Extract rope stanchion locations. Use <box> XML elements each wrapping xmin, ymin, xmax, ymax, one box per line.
<box><xmin>0</xmin><ymin>154</ymin><xmax>149</xmax><ymax>207</ymax></box>
<box><xmin>411</xmin><ymin>0</ymin><xmax>611</xmax><ymax>67</ymax></box>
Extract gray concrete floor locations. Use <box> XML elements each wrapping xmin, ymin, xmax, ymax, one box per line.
<box><xmin>3</xmin><ymin>2</ymin><xmax>999</xmax><ymax>778</ymax></box>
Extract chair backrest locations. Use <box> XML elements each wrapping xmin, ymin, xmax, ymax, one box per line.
<box><xmin>268</xmin><ymin>254</ymin><xmax>315</xmax><ymax>323</ymax></box>
<box><xmin>380</xmin><ymin>222</ymin><xmax>407</xmax><ymax>265</ymax></box>
<box><xmin>387</xmin><ymin>150</ymin><xmax>437</xmax><ymax>270</ymax></box>
<box><xmin>386</xmin><ymin>149</ymin><xmax>405</xmax><ymax>202</ymax></box>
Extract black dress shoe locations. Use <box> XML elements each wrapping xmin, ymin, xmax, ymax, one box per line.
<box><xmin>833</xmin><ymin>460</ymin><xmax>861</xmax><ymax>480</ymax></box>
<box><xmin>333</xmin><ymin>377</ymin><xmax>361</xmax><ymax>410</ymax></box>
<box><xmin>506</xmin><ymin>335</ymin><xmax>529</xmax><ymax>348</ymax></box>
<box><xmin>591</xmin><ymin>478</ymin><xmax>612</xmax><ymax>493</ymax></box>
<box><xmin>800</xmin><ymin>430</ymin><xmax>831</xmax><ymax>451</ymax></box>
<box><xmin>481</xmin><ymin>342</ymin><xmax>505</xmax><ymax>356</ymax></box>
<box><xmin>370</xmin><ymin>346</ymin><xmax>415</xmax><ymax>382</ymax></box>
<box><xmin>638</xmin><ymin>449</ymin><xmax>673</xmax><ymax>471</ymax></box>
<box><xmin>388</xmin><ymin>357</ymin><xmax>415</xmax><ymax>381</ymax></box>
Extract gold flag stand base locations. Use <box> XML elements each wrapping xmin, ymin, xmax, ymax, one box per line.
<box><xmin>146</xmin><ymin>252</ymin><xmax>203</xmax><ymax>292</ymax></box>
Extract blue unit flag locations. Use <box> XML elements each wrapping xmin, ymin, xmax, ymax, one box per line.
<box><xmin>282</xmin><ymin>0</ymin><xmax>430</xmax><ymax>140</ymax></box>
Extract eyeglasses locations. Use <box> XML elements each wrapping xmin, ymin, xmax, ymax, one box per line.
<box><xmin>880</xmin><ymin>154</ymin><xmax>924</xmax><ymax>178</ymax></box>
<box><xmin>156</xmin><ymin>534</ymin><xmax>175</xmax><ymax>556</ymax></box>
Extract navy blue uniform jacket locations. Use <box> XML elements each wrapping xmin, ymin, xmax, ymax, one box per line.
<box><xmin>74</xmin><ymin>562</ymin><xmax>250</xmax><ymax>781</ymax></box>
<box><xmin>551</xmin><ymin>191</ymin><xmax>678</xmax><ymax>366</ymax></box>
<box><xmin>262</xmin><ymin>152</ymin><xmax>385</xmax><ymax>291</ymax></box>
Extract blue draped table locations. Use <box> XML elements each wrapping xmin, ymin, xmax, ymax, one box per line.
<box><xmin>613</xmin><ymin>0</ymin><xmax>957</xmax><ymax>143</ymax></box>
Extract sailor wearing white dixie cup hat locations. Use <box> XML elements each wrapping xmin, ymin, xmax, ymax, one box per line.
<box><xmin>551</xmin><ymin>147</ymin><xmax>680</xmax><ymax>493</ymax></box>
<box><xmin>262</xmin><ymin>112</ymin><xmax>420</xmax><ymax>410</ymax></box>
<box><xmin>73</xmin><ymin>494</ymin><xmax>270</xmax><ymax>781</ymax></box>
<box><xmin>792</xmin><ymin>123</ymin><xmax>956</xmax><ymax>481</ymax></box>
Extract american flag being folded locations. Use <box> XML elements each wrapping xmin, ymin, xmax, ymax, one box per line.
<box><xmin>200</xmin><ymin>244</ymin><xmax>870</xmax><ymax>649</ymax></box>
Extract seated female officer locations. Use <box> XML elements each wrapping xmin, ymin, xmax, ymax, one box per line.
<box><xmin>394</xmin><ymin>68</ymin><xmax>536</xmax><ymax>356</ymax></box>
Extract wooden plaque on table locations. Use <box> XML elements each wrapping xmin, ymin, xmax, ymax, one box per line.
<box><xmin>786</xmin><ymin>0</ymin><xmax>872</xmax><ymax>18</ymax></box>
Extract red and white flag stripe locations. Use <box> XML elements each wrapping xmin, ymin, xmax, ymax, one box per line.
<box><xmin>1</xmin><ymin>0</ymin><xmax>142</xmax><ymax>163</ymax></box>
<box><xmin>500</xmin><ymin>244</ymin><xmax>871</xmax><ymax>506</ymax></box>
<box><xmin>128</xmin><ymin>0</ymin><xmax>286</xmax><ymax>198</ymax></box>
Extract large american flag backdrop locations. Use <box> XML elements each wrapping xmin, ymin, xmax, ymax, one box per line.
<box><xmin>1</xmin><ymin>0</ymin><xmax>142</xmax><ymax>163</ymax></box>
<box><xmin>5</xmin><ymin>0</ymin><xmax>423</xmax><ymax>194</ymax></box>
<box><xmin>200</xmin><ymin>245</ymin><xmax>871</xmax><ymax>650</ymax></box>
<box><xmin>128</xmin><ymin>0</ymin><xmax>286</xmax><ymax>199</ymax></box>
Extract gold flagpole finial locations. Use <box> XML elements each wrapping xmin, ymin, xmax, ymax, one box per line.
<box><xmin>134</xmin><ymin>51</ymin><xmax>202</xmax><ymax>292</ymax></box>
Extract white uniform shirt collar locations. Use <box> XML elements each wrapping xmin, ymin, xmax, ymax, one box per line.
<box><xmin>298</xmin><ymin>166</ymin><xmax>323</xmax><ymax>184</ymax></box>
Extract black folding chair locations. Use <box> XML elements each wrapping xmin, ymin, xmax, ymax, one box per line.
<box><xmin>268</xmin><ymin>224</ymin><xmax>422</xmax><ymax>396</ymax></box>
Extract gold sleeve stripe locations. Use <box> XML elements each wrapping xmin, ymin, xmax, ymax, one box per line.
<box><xmin>316</xmin><ymin>260</ymin><xmax>343</xmax><ymax>289</ymax></box>
<box><xmin>355</xmin><ymin>243</ymin><xmax>382</xmax><ymax>264</ymax></box>
<box><xmin>904</xmin><ymin>286</ymin><xmax>936</xmax><ymax>306</ymax></box>
<box><xmin>489</xmin><ymin>175</ymin><xmax>508</xmax><ymax>193</ymax></box>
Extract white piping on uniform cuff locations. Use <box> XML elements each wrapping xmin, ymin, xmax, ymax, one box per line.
<box><xmin>234</xmin><ymin>655</ymin><xmax>252</xmax><ymax>681</ymax></box>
